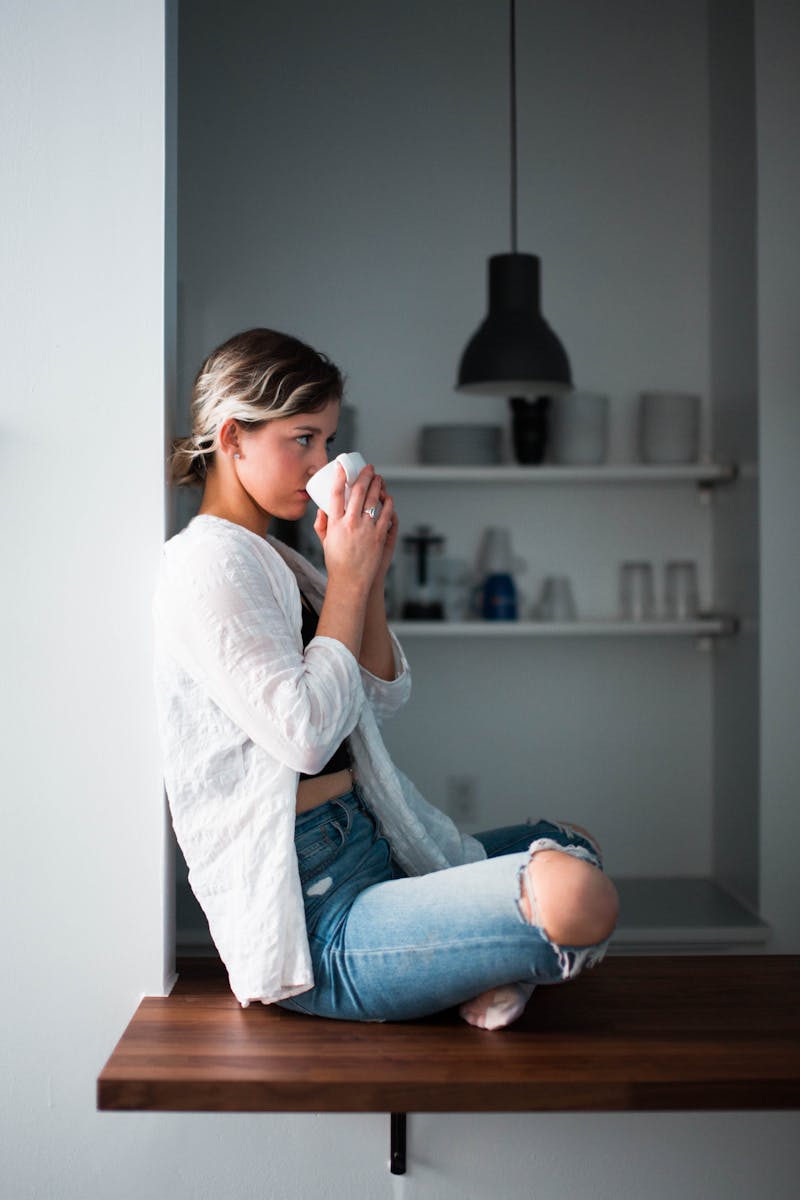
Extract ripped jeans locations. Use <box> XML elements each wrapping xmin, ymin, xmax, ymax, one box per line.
<box><xmin>277</xmin><ymin>787</ymin><xmax>611</xmax><ymax>1022</ymax></box>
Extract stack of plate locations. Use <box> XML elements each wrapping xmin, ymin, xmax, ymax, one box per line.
<box><xmin>418</xmin><ymin>424</ymin><xmax>503</xmax><ymax>465</ymax></box>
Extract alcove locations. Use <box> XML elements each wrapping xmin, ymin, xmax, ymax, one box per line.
<box><xmin>170</xmin><ymin>0</ymin><xmax>768</xmax><ymax>958</ymax></box>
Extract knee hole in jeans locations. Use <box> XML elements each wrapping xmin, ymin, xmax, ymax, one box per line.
<box><xmin>519</xmin><ymin>848</ymin><xmax>619</xmax><ymax>948</ymax></box>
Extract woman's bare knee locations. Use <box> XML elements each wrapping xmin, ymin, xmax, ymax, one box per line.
<box><xmin>522</xmin><ymin>850</ymin><xmax>618</xmax><ymax>947</ymax></box>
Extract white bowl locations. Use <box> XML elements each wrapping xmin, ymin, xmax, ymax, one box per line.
<box><xmin>419</xmin><ymin>424</ymin><xmax>503</xmax><ymax>465</ymax></box>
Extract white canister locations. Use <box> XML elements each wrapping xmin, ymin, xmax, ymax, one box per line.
<box><xmin>638</xmin><ymin>392</ymin><xmax>700</xmax><ymax>464</ymax></box>
<box><xmin>549</xmin><ymin>392</ymin><xmax>609</xmax><ymax>465</ymax></box>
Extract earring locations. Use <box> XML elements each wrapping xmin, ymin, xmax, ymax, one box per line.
<box><xmin>234</xmin><ymin>452</ymin><xmax>241</xmax><ymax>460</ymax></box>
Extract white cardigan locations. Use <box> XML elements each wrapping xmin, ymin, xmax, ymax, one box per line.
<box><xmin>153</xmin><ymin>515</ymin><xmax>485</xmax><ymax>1006</ymax></box>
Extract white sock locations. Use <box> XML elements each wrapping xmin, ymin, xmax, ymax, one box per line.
<box><xmin>459</xmin><ymin>982</ymin><xmax>535</xmax><ymax>1031</ymax></box>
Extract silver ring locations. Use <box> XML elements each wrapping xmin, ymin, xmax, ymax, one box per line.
<box><xmin>364</xmin><ymin>505</ymin><xmax>378</xmax><ymax>521</ymax></box>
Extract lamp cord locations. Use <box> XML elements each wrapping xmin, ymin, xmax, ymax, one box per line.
<box><xmin>509</xmin><ymin>0</ymin><xmax>518</xmax><ymax>254</ymax></box>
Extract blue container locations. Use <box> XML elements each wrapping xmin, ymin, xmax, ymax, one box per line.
<box><xmin>481</xmin><ymin>572</ymin><xmax>518</xmax><ymax>620</ymax></box>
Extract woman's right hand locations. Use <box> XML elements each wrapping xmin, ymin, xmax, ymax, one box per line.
<box><xmin>314</xmin><ymin>463</ymin><xmax>393</xmax><ymax>593</ymax></box>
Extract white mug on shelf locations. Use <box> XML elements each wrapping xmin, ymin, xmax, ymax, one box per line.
<box><xmin>638</xmin><ymin>392</ymin><xmax>700</xmax><ymax>464</ymax></box>
<box><xmin>549</xmin><ymin>391</ymin><xmax>609</xmax><ymax>465</ymax></box>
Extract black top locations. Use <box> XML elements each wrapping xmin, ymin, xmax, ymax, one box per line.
<box><xmin>297</xmin><ymin>590</ymin><xmax>352</xmax><ymax>781</ymax></box>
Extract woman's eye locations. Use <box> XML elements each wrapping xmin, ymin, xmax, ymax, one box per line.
<box><xmin>296</xmin><ymin>434</ymin><xmax>311</xmax><ymax>447</ymax></box>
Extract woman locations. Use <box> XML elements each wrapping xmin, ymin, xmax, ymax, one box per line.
<box><xmin>154</xmin><ymin>328</ymin><xmax>618</xmax><ymax>1029</ymax></box>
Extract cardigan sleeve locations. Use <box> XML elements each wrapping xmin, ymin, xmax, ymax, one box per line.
<box><xmin>155</xmin><ymin>530</ymin><xmax>365</xmax><ymax>776</ymax></box>
<box><xmin>266</xmin><ymin>535</ymin><xmax>412</xmax><ymax>726</ymax></box>
<box><xmin>358</xmin><ymin>632</ymin><xmax>412</xmax><ymax>724</ymax></box>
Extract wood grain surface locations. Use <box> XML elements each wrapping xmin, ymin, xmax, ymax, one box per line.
<box><xmin>97</xmin><ymin>955</ymin><xmax>800</xmax><ymax>1113</ymax></box>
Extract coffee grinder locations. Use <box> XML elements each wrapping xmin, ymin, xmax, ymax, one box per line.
<box><xmin>402</xmin><ymin>525</ymin><xmax>445</xmax><ymax>619</ymax></box>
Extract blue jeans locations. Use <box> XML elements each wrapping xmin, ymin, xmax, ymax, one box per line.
<box><xmin>278</xmin><ymin>787</ymin><xmax>611</xmax><ymax>1022</ymax></box>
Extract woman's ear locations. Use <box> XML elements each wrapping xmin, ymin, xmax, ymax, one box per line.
<box><xmin>218</xmin><ymin>419</ymin><xmax>241</xmax><ymax>459</ymax></box>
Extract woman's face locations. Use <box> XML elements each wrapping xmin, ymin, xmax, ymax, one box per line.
<box><xmin>233</xmin><ymin>397</ymin><xmax>341</xmax><ymax>525</ymax></box>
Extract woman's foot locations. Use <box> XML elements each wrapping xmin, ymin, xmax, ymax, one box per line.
<box><xmin>459</xmin><ymin>982</ymin><xmax>535</xmax><ymax>1030</ymax></box>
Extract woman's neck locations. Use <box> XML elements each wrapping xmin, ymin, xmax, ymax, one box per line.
<box><xmin>198</xmin><ymin>470</ymin><xmax>270</xmax><ymax>538</ymax></box>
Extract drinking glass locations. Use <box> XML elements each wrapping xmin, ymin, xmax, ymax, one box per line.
<box><xmin>535</xmin><ymin>575</ymin><xmax>577</xmax><ymax>621</ymax></box>
<box><xmin>664</xmin><ymin>560</ymin><xmax>699</xmax><ymax>620</ymax></box>
<box><xmin>620</xmin><ymin>561</ymin><xmax>656</xmax><ymax>620</ymax></box>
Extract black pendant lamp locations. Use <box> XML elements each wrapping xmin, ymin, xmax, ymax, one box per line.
<box><xmin>456</xmin><ymin>0</ymin><xmax>572</xmax><ymax>398</ymax></box>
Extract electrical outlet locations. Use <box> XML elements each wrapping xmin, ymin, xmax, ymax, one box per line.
<box><xmin>447</xmin><ymin>774</ymin><xmax>477</xmax><ymax>821</ymax></box>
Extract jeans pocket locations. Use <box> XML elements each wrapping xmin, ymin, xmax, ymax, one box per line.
<box><xmin>295</xmin><ymin>821</ymin><xmax>345</xmax><ymax>888</ymax></box>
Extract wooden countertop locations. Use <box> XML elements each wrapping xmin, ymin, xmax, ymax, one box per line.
<box><xmin>97</xmin><ymin>954</ymin><xmax>800</xmax><ymax>1113</ymax></box>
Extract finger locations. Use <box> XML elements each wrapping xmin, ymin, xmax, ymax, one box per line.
<box><xmin>376</xmin><ymin>494</ymin><xmax>394</xmax><ymax>534</ymax></box>
<box><xmin>348</xmin><ymin>465</ymin><xmax>376</xmax><ymax>513</ymax></box>
<box><xmin>358</xmin><ymin>470</ymin><xmax>382</xmax><ymax>514</ymax></box>
<box><xmin>314</xmin><ymin>510</ymin><xmax>328</xmax><ymax>539</ymax></box>
<box><xmin>385</xmin><ymin>508</ymin><xmax>398</xmax><ymax>543</ymax></box>
<box><xmin>328</xmin><ymin>462</ymin><xmax>348</xmax><ymax>519</ymax></box>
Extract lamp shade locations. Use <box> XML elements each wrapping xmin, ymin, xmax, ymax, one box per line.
<box><xmin>456</xmin><ymin>253</ymin><xmax>573</xmax><ymax>397</ymax></box>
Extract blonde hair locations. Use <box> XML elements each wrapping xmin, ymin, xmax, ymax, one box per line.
<box><xmin>169</xmin><ymin>328</ymin><xmax>344</xmax><ymax>487</ymax></box>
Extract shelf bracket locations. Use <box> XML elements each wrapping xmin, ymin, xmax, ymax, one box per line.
<box><xmin>390</xmin><ymin>1112</ymin><xmax>407</xmax><ymax>1174</ymax></box>
<box><xmin>695</xmin><ymin>615</ymin><xmax>739</xmax><ymax>650</ymax></box>
<box><xmin>696</xmin><ymin>463</ymin><xmax>739</xmax><ymax>506</ymax></box>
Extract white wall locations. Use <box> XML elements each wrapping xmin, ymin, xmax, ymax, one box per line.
<box><xmin>0</xmin><ymin>0</ymin><xmax>170</xmax><ymax>1192</ymax></box>
<box><xmin>177</xmin><ymin>0</ymin><xmax>713</xmax><ymax>464</ymax></box>
<box><xmin>2</xmin><ymin>2</ymin><xmax>799</xmax><ymax>1199</ymax></box>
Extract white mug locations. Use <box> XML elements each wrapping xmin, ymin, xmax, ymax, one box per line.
<box><xmin>549</xmin><ymin>391</ymin><xmax>609</xmax><ymax>465</ymax></box>
<box><xmin>638</xmin><ymin>392</ymin><xmax>700</xmax><ymax>464</ymax></box>
<box><xmin>306</xmin><ymin>451</ymin><xmax>382</xmax><ymax>517</ymax></box>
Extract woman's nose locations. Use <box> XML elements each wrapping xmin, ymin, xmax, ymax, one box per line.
<box><xmin>308</xmin><ymin>446</ymin><xmax>330</xmax><ymax>476</ymax></box>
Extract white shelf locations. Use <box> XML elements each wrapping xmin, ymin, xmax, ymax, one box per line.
<box><xmin>609</xmin><ymin>877</ymin><xmax>769</xmax><ymax>952</ymax></box>
<box><xmin>381</xmin><ymin>463</ymin><xmax>737</xmax><ymax>485</ymax></box>
<box><xmin>390</xmin><ymin>617</ymin><xmax>737</xmax><ymax>638</ymax></box>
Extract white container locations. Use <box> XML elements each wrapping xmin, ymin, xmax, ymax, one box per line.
<box><xmin>549</xmin><ymin>392</ymin><xmax>609</xmax><ymax>465</ymax></box>
<box><xmin>306</xmin><ymin>451</ymin><xmax>381</xmax><ymax>517</ymax></box>
<box><xmin>434</xmin><ymin>557</ymin><xmax>471</xmax><ymax>621</ymax></box>
<box><xmin>638</xmin><ymin>392</ymin><xmax>700</xmax><ymax>464</ymax></box>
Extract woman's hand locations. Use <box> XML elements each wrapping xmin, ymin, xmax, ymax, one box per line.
<box><xmin>313</xmin><ymin>464</ymin><xmax>398</xmax><ymax>678</ymax></box>
<box><xmin>314</xmin><ymin>463</ymin><xmax>394</xmax><ymax>594</ymax></box>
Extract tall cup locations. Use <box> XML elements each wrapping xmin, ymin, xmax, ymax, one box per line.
<box><xmin>638</xmin><ymin>392</ymin><xmax>700</xmax><ymax>464</ymax></box>
<box><xmin>620</xmin><ymin>561</ymin><xmax>656</xmax><ymax>620</ymax></box>
<box><xmin>664</xmin><ymin>560</ymin><xmax>699</xmax><ymax>620</ymax></box>
<box><xmin>550</xmin><ymin>391</ymin><xmax>609</xmax><ymax>465</ymax></box>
